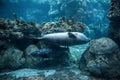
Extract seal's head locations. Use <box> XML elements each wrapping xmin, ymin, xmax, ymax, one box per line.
<box><xmin>68</xmin><ymin>32</ymin><xmax>90</xmax><ymax>44</ymax></box>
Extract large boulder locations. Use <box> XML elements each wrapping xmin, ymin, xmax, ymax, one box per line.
<box><xmin>24</xmin><ymin>46</ymin><xmax>72</xmax><ymax>69</ymax></box>
<box><xmin>0</xmin><ymin>47</ymin><xmax>25</xmax><ymax>70</ymax></box>
<box><xmin>79</xmin><ymin>38</ymin><xmax>120</xmax><ymax>78</ymax></box>
<box><xmin>108</xmin><ymin>0</ymin><xmax>120</xmax><ymax>46</ymax></box>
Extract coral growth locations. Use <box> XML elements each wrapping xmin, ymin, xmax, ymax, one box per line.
<box><xmin>40</xmin><ymin>17</ymin><xmax>86</xmax><ymax>35</ymax></box>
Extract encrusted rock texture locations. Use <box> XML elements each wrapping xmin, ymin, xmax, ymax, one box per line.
<box><xmin>79</xmin><ymin>38</ymin><xmax>120</xmax><ymax>78</ymax></box>
<box><xmin>108</xmin><ymin>0</ymin><xmax>120</xmax><ymax>21</ymax></box>
<box><xmin>108</xmin><ymin>0</ymin><xmax>120</xmax><ymax>46</ymax></box>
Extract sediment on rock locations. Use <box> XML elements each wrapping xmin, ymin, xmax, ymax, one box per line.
<box><xmin>79</xmin><ymin>38</ymin><xmax>120</xmax><ymax>78</ymax></box>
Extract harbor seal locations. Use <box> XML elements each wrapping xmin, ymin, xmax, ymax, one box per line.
<box><xmin>33</xmin><ymin>32</ymin><xmax>90</xmax><ymax>46</ymax></box>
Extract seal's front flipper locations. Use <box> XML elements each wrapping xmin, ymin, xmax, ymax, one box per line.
<box><xmin>68</xmin><ymin>32</ymin><xmax>76</xmax><ymax>38</ymax></box>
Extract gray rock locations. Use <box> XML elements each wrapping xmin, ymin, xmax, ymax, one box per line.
<box><xmin>24</xmin><ymin>45</ymin><xmax>42</xmax><ymax>68</ymax></box>
<box><xmin>25</xmin><ymin>44</ymin><xmax>39</xmax><ymax>56</ymax></box>
<box><xmin>25</xmin><ymin>47</ymin><xmax>73</xmax><ymax>69</ymax></box>
<box><xmin>1</xmin><ymin>47</ymin><xmax>25</xmax><ymax>69</ymax></box>
<box><xmin>79</xmin><ymin>37</ymin><xmax>120</xmax><ymax>78</ymax></box>
<box><xmin>107</xmin><ymin>0</ymin><xmax>120</xmax><ymax>47</ymax></box>
<box><xmin>108</xmin><ymin>0</ymin><xmax>120</xmax><ymax>21</ymax></box>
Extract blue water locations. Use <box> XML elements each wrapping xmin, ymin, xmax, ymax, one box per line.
<box><xmin>0</xmin><ymin>0</ymin><xmax>110</xmax><ymax>39</ymax></box>
<box><xmin>0</xmin><ymin>0</ymin><xmax>113</xmax><ymax>79</ymax></box>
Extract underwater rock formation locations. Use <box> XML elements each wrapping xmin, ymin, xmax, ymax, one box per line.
<box><xmin>40</xmin><ymin>17</ymin><xmax>86</xmax><ymax>35</ymax></box>
<box><xmin>78</xmin><ymin>1</ymin><xmax>120</xmax><ymax>78</ymax></box>
<box><xmin>0</xmin><ymin>47</ymin><xmax>25</xmax><ymax>70</ymax></box>
<box><xmin>79</xmin><ymin>38</ymin><xmax>120</xmax><ymax>78</ymax></box>
<box><xmin>0</xmin><ymin>17</ymin><xmax>41</xmax><ymax>50</ymax></box>
<box><xmin>108</xmin><ymin>0</ymin><xmax>120</xmax><ymax>46</ymax></box>
<box><xmin>0</xmin><ymin>15</ymin><xmax>86</xmax><ymax>71</ymax></box>
<box><xmin>107</xmin><ymin>0</ymin><xmax>120</xmax><ymax>21</ymax></box>
<box><xmin>24</xmin><ymin>46</ymin><xmax>72</xmax><ymax>69</ymax></box>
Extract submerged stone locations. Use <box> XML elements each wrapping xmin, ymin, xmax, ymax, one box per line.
<box><xmin>0</xmin><ymin>47</ymin><xmax>25</xmax><ymax>70</ymax></box>
<box><xmin>25</xmin><ymin>44</ymin><xmax>39</xmax><ymax>56</ymax></box>
<box><xmin>79</xmin><ymin>37</ymin><xmax>120</xmax><ymax>78</ymax></box>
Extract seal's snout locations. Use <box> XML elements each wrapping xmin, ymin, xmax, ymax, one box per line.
<box><xmin>84</xmin><ymin>38</ymin><xmax>90</xmax><ymax>43</ymax></box>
